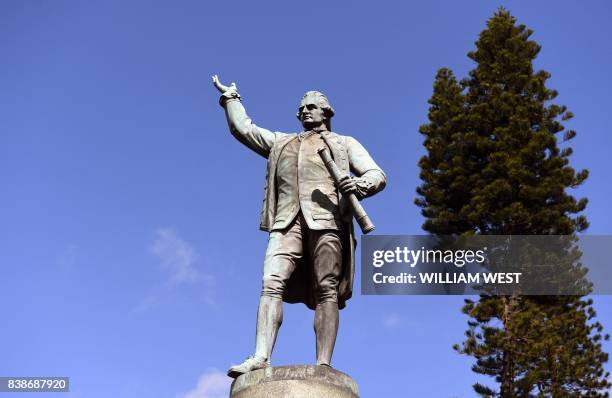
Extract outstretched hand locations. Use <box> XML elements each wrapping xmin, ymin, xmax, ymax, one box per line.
<box><xmin>212</xmin><ymin>74</ymin><xmax>237</xmax><ymax>94</ymax></box>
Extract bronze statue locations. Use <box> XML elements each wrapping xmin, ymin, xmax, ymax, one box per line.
<box><xmin>212</xmin><ymin>75</ymin><xmax>386</xmax><ymax>378</ymax></box>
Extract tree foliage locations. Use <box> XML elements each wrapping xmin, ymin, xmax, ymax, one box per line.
<box><xmin>416</xmin><ymin>8</ymin><xmax>610</xmax><ymax>397</ymax></box>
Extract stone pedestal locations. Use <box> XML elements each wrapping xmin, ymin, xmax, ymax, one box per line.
<box><xmin>230</xmin><ymin>365</ymin><xmax>359</xmax><ymax>398</ymax></box>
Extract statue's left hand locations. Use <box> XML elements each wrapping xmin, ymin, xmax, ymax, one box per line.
<box><xmin>212</xmin><ymin>74</ymin><xmax>237</xmax><ymax>94</ymax></box>
<box><xmin>338</xmin><ymin>176</ymin><xmax>358</xmax><ymax>195</ymax></box>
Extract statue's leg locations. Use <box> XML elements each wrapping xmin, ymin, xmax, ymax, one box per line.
<box><xmin>254</xmin><ymin>295</ymin><xmax>283</xmax><ymax>362</ymax></box>
<box><xmin>229</xmin><ymin>296</ymin><xmax>285</xmax><ymax>377</ymax></box>
<box><xmin>314</xmin><ymin>301</ymin><xmax>339</xmax><ymax>366</ymax></box>
<box><xmin>310</xmin><ymin>229</ymin><xmax>343</xmax><ymax>367</ymax></box>
<box><xmin>256</xmin><ymin>215</ymin><xmax>304</xmax><ymax>362</ymax></box>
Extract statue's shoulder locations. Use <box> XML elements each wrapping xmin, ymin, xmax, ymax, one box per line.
<box><xmin>327</xmin><ymin>131</ymin><xmax>355</xmax><ymax>146</ymax></box>
<box><xmin>271</xmin><ymin>132</ymin><xmax>298</xmax><ymax>149</ymax></box>
<box><xmin>326</xmin><ymin>131</ymin><xmax>345</xmax><ymax>139</ymax></box>
<box><xmin>277</xmin><ymin>132</ymin><xmax>298</xmax><ymax>141</ymax></box>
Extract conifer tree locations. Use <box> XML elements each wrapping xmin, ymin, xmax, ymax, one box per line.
<box><xmin>416</xmin><ymin>8</ymin><xmax>610</xmax><ymax>397</ymax></box>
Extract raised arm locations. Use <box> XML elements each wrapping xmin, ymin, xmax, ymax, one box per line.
<box><xmin>212</xmin><ymin>75</ymin><xmax>282</xmax><ymax>158</ymax></box>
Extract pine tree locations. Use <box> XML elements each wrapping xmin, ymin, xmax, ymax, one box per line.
<box><xmin>416</xmin><ymin>68</ymin><xmax>473</xmax><ymax>235</ymax></box>
<box><xmin>416</xmin><ymin>8</ymin><xmax>610</xmax><ymax>397</ymax></box>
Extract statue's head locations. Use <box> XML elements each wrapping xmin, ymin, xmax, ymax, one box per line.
<box><xmin>296</xmin><ymin>91</ymin><xmax>335</xmax><ymax>130</ymax></box>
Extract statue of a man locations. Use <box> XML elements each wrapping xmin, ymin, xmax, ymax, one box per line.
<box><xmin>212</xmin><ymin>75</ymin><xmax>386</xmax><ymax>378</ymax></box>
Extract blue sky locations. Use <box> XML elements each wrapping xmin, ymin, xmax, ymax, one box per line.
<box><xmin>2</xmin><ymin>1</ymin><xmax>611</xmax><ymax>397</ymax></box>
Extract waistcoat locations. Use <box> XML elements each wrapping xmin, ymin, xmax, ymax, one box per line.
<box><xmin>272</xmin><ymin>132</ymin><xmax>341</xmax><ymax>231</ymax></box>
<box><xmin>260</xmin><ymin>131</ymin><xmax>350</xmax><ymax>232</ymax></box>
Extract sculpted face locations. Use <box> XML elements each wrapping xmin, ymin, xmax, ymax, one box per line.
<box><xmin>298</xmin><ymin>93</ymin><xmax>327</xmax><ymax>129</ymax></box>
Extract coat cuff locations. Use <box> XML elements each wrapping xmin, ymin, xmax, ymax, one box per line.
<box><xmin>355</xmin><ymin>178</ymin><xmax>374</xmax><ymax>199</ymax></box>
<box><xmin>219</xmin><ymin>88</ymin><xmax>242</xmax><ymax>107</ymax></box>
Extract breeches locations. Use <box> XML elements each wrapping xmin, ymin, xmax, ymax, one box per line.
<box><xmin>261</xmin><ymin>212</ymin><xmax>343</xmax><ymax>304</ymax></box>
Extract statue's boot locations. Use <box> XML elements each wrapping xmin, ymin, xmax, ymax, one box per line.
<box><xmin>227</xmin><ymin>296</ymin><xmax>282</xmax><ymax>378</ymax></box>
<box><xmin>227</xmin><ymin>355</ymin><xmax>268</xmax><ymax>378</ymax></box>
<box><xmin>314</xmin><ymin>301</ymin><xmax>339</xmax><ymax>367</ymax></box>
